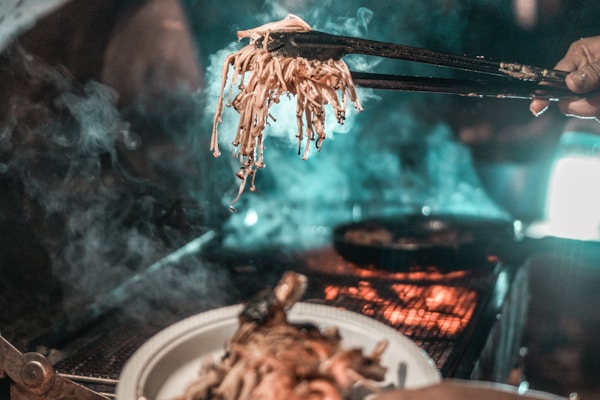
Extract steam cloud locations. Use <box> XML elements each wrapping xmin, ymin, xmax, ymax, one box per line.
<box><xmin>202</xmin><ymin>1</ymin><xmax>508</xmax><ymax>250</ymax></box>
<box><xmin>1</xmin><ymin>47</ymin><xmax>227</xmax><ymax>320</ymax></box>
<box><xmin>1</xmin><ymin>0</ymin><xmax>510</xmax><ymax>317</ymax></box>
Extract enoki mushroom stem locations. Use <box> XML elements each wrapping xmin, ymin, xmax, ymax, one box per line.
<box><xmin>211</xmin><ymin>14</ymin><xmax>363</xmax><ymax>210</ymax></box>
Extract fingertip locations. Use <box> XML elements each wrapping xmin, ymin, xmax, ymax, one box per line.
<box><xmin>558</xmin><ymin>99</ymin><xmax>600</xmax><ymax>119</ymax></box>
<box><xmin>566</xmin><ymin>70</ymin><xmax>589</xmax><ymax>93</ymax></box>
<box><xmin>567</xmin><ymin>63</ymin><xmax>600</xmax><ymax>94</ymax></box>
<box><xmin>529</xmin><ymin>102</ymin><xmax>549</xmax><ymax>117</ymax></box>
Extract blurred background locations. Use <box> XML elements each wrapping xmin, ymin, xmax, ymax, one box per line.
<box><xmin>1</xmin><ymin>0</ymin><xmax>600</xmax><ymax>398</ymax></box>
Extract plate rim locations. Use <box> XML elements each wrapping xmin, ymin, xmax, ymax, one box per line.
<box><xmin>116</xmin><ymin>302</ymin><xmax>441</xmax><ymax>399</ymax></box>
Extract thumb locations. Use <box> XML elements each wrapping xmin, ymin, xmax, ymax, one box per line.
<box><xmin>567</xmin><ymin>62</ymin><xmax>600</xmax><ymax>93</ymax></box>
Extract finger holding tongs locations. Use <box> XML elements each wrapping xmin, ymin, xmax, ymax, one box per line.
<box><xmin>262</xmin><ymin>30</ymin><xmax>580</xmax><ymax>101</ymax></box>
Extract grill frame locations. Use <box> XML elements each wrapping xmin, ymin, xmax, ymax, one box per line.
<box><xmin>39</xmin><ymin>246</ymin><xmax>528</xmax><ymax>390</ymax></box>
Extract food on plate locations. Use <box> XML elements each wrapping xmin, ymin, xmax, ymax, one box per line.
<box><xmin>211</xmin><ymin>15</ymin><xmax>363</xmax><ymax>209</ymax></box>
<box><xmin>175</xmin><ymin>271</ymin><xmax>388</xmax><ymax>400</ymax></box>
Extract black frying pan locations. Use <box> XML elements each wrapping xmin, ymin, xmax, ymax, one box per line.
<box><xmin>332</xmin><ymin>214</ymin><xmax>522</xmax><ymax>271</ymax></box>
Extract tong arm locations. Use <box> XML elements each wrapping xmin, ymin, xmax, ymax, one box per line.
<box><xmin>350</xmin><ymin>72</ymin><xmax>580</xmax><ymax>101</ymax></box>
<box><xmin>266</xmin><ymin>30</ymin><xmax>569</xmax><ymax>85</ymax></box>
<box><xmin>1</xmin><ymin>336</ymin><xmax>108</xmax><ymax>400</ymax></box>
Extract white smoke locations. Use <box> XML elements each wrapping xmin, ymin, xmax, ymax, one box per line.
<box><xmin>202</xmin><ymin>1</ymin><xmax>509</xmax><ymax>251</ymax></box>
<box><xmin>1</xmin><ymin>47</ymin><xmax>227</xmax><ymax>317</ymax></box>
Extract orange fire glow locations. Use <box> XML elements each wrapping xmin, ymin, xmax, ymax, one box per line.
<box><xmin>323</xmin><ymin>281</ymin><xmax>477</xmax><ymax>337</ymax></box>
<box><xmin>305</xmin><ymin>248</ymin><xmax>482</xmax><ymax>338</ymax></box>
<box><xmin>303</xmin><ymin>248</ymin><xmax>472</xmax><ymax>282</ymax></box>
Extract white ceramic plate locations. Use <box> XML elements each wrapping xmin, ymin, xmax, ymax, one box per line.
<box><xmin>117</xmin><ymin>302</ymin><xmax>441</xmax><ymax>400</ymax></box>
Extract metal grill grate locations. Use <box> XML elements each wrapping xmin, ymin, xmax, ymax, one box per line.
<box><xmin>42</xmin><ymin>246</ymin><xmax>517</xmax><ymax>396</ymax></box>
<box><xmin>321</xmin><ymin>280</ymin><xmax>480</xmax><ymax>340</ymax></box>
<box><xmin>299</xmin><ymin>257</ymin><xmax>498</xmax><ymax>371</ymax></box>
<box><xmin>55</xmin><ymin>322</ymin><xmax>161</xmax><ymax>379</ymax></box>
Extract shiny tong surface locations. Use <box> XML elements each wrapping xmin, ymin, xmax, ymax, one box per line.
<box><xmin>0</xmin><ymin>335</ymin><xmax>111</xmax><ymax>399</ymax></box>
<box><xmin>263</xmin><ymin>30</ymin><xmax>578</xmax><ymax>100</ymax></box>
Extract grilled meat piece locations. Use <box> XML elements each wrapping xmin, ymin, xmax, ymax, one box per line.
<box><xmin>176</xmin><ymin>271</ymin><xmax>388</xmax><ymax>400</ymax></box>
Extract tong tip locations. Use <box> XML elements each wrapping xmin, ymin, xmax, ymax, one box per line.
<box><xmin>258</xmin><ymin>31</ymin><xmax>348</xmax><ymax>61</ymax></box>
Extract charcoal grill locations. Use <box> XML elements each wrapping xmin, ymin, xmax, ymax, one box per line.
<box><xmin>1</xmin><ymin>241</ymin><xmax>529</xmax><ymax>398</ymax></box>
<box><xmin>0</xmin><ymin>1</ymin><xmax>533</xmax><ymax>398</ymax></box>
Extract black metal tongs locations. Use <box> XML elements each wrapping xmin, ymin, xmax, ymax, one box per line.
<box><xmin>263</xmin><ymin>30</ymin><xmax>579</xmax><ymax>101</ymax></box>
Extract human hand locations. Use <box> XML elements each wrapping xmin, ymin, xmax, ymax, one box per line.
<box><xmin>370</xmin><ymin>379</ymin><xmax>567</xmax><ymax>400</ymax></box>
<box><xmin>530</xmin><ymin>35</ymin><xmax>600</xmax><ymax>120</ymax></box>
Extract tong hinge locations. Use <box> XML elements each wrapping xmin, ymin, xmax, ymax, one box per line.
<box><xmin>1</xmin><ymin>336</ymin><xmax>108</xmax><ymax>400</ymax></box>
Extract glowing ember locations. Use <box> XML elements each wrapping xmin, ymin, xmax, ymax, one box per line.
<box><xmin>304</xmin><ymin>248</ymin><xmax>472</xmax><ymax>281</ymax></box>
<box><xmin>324</xmin><ymin>281</ymin><xmax>476</xmax><ymax>338</ymax></box>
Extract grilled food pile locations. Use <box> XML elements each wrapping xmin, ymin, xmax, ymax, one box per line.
<box><xmin>176</xmin><ymin>272</ymin><xmax>388</xmax><ymax>400</ymax></box>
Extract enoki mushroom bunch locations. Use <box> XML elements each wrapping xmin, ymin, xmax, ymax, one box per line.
<box><xmin>211</xmin><ymin>14</ymin><xmax>363</xmax><ymax>209</ymax></box>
